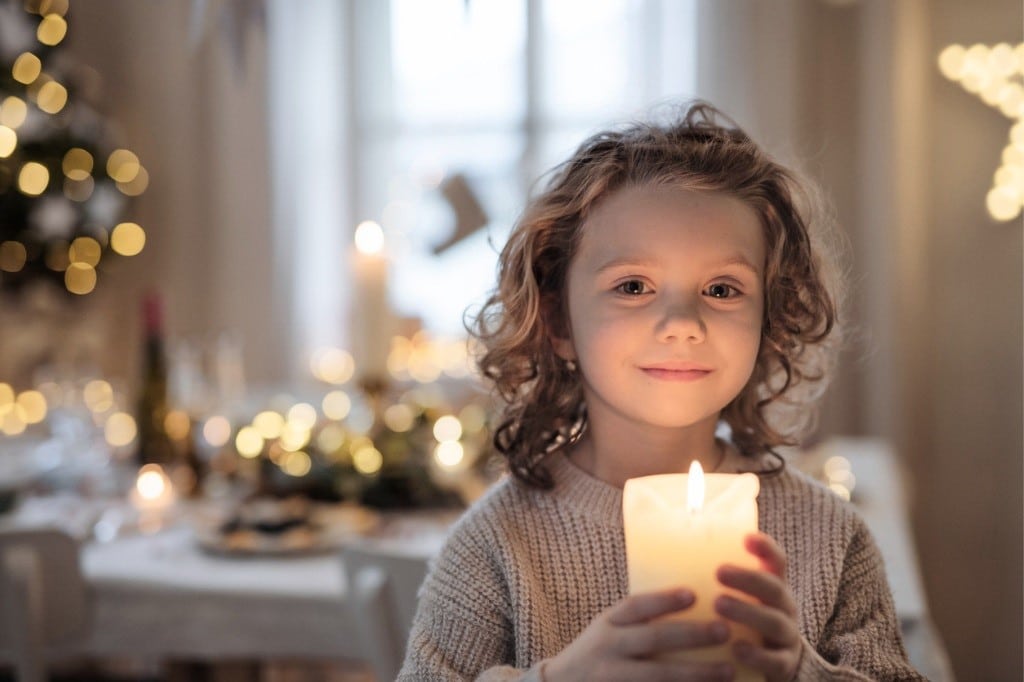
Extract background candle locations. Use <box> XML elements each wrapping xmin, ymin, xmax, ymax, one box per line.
<box><xmin>623</xmin><ymin>465</ymin><xmax>763</xmax><ymax>681</ymax></box>
<box><xmin>351</xmin><ymin>221</ymin><xmax>394</xmax><ymax>382</ymax></box>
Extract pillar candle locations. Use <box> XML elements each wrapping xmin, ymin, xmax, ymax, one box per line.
<box><xmin>351</xmin><ymin>221</ymin><xmax>393</xmax><ymax>382</ymax></box>
<box><xmin>623</xmin><ymin>462</ymin><xmax>763</xmax><ymax>681</ymax></box>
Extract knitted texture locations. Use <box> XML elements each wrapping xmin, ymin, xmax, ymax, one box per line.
<box><xmin>398</xmin><ymin>452</ymin><xmax>925</xmax><ymax>681</ymax></box>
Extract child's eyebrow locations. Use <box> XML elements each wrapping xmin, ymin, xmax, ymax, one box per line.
<box><xmin>594</xmin><ymin>254</ymin><xmax>761</xmax><ymax>275</ymax></box>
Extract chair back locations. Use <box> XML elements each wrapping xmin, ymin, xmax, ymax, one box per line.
<box><xmin>342</xmin><ymin>543</ymin><xmax>429</xmax><ymax>681</ymax></box>
<box><xmin>0</xmin><ymin>527</ymin><xmax>90</xmax><ymax>682</ymax></box>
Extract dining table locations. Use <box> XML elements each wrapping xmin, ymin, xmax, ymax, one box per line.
<box><xmin>0</xmin><ymin>436</ymin><xmax>954</xmax><ymax>680</ymax></box>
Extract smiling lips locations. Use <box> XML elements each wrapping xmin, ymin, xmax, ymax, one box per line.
<box><xmin>640</xmin><ymin>363</ymin><xmax>713</xmax><ymax>381</ymax></box>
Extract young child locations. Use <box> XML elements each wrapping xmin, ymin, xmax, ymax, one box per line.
<box><xmin>398</xmin><ymin>102</ymin><xmax>924</xmax><ymax>681</ymax></box>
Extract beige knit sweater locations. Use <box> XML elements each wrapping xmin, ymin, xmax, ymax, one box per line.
<box><xmin>398</xmin><ymin>450</ymin><xmax>925</xmax><ymax>681</ymax></box>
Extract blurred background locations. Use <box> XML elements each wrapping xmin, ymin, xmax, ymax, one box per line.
<box><xmin>0</xmin><ymin>0</ymin><xmax>1020</xmax><ymax>680</ymax></box>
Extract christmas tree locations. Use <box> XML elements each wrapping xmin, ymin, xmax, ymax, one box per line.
<box><xmin>0</xmin><ymin>0</ymin><xmax>147</xmax><ymax>297</ymax></box>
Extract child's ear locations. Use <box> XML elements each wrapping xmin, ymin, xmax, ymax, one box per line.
<box><xmin>541</xmin><ymin>294</ymin><xmax>575</xmax><ymax>362</ymax></box>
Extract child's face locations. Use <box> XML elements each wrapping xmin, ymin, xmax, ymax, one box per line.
<box><xmin>551</xmin><ymin>185</ymin><xmax>765</xmax><ymax>435</ymax></box>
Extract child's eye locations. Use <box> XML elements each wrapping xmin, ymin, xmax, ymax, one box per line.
<box><xmin>705</xmin><ymin>282</ymin><xmax>740</xmax><ymax>299</ymax></box>
<box><xmin>615</xmin><ymin>280</ymin><xmax>650</xmax><ymax>296</ymax></box>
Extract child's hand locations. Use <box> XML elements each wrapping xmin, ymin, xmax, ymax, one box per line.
<box><xmin>714</xmin><ymin>533</ymin><xmax>802</xmax><ymax>682</ymax></box>
<box><xmin>544</xmin><ymin>589</ymin><xmax>735</xmax><ymax>682</ymax></box>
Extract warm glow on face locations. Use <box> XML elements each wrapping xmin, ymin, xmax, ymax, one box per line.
<box><xmin>18</xmin><ymin>161</ymin><xmax>49</xmax><ymax>196</ymax></box>
<box><xmin>36</xmin><ymin>80</ymin><xmax>67</xmax><ymax>114</ymax></box>
<box><xmin>687</xmin><ymin>460</ymin><xmax>705</xmax><ymax>513</ymax></box>
<box><xmin>0</xmin><ymin>97</ymin><xmax>28</xmax><ymax>128</ymax></box>
<box><xmin>110</xmin><ymin>222</ymin><xmax>146</xmax><ymax>256</ymax></box>
<box><xmin>0</xmin><ymin>126</ymin><xmax>16</xmax><ymax>158</ymax></box>
<box><xmin>37</xmin><ymin>14</ymin><xmax>68</xmax><ymax>46</ymax></box>
<box><xmin>12</xmin><ymin>53</ymin><xmax>42</xmax><ymax>85</ymax></box>
<box><xmin>0</xmin><ymin>241</ymin><xmax>27</xmax><ymax>273</ymax></box>
<box><xmin>104</xmin><ymin>411</ymin><xmax>137</xmax><ymax>447</ymax></box>
<box><xmin>65</xmin><ymin>262</ymin><xmax>97</xmax><ymax>295</ymax></box>
<box><xmin>354</xmin><ymin>220</ymin><xmax>385</xmax><ymax>255</ymax></box>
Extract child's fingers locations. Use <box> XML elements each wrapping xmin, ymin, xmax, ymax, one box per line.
<box><xmin>614</xmin><ymin>618</ymin><xmax>731</xmax><ymax>657</ymax></box>
<box><xmin>734</xmin><ymin>639</ymin><xmax>801</xmax><ymax>681</ymax></box>
<box><xmin>744</xmin><ymin>532</ymin><xmax>787</xmax><ymax>578</ymax></box>
<box><xmin>714</xmin><ymin>594</ymin><xmax>799</xmax><ymax>647</ymax></box>
<box><xmin>608</xmin><ymin>588</ymin><xmax>695</xmax><ymax>626</ymax></box>
<box><xmin>716</xmin><ymin>565</ymin><xmax>796</xmax><ymax>615</ymax></box>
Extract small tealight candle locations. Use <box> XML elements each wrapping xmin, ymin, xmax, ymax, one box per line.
<box><xmin>623</xmin><ymin>461</ymin><xmax>763</xmax><ymax>681</ymax></box>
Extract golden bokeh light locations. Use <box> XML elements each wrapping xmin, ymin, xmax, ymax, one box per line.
<box><xmin>0</xmin><ymin>126</ymin><xmax>16</xmax><ymax>158</ymax></box>
<box><xmin>0</xmin><ymin>241</ymin><xmax>27</xmax><ymax>273</ymax></box>
<box><xmin>64</xmin><ymin>176</ymin><xmax>94</xmax><ymax>202</ymax></box>
<box><xmin>383</xmin><ymin>403</ymin><xmax>415</xmax><ymax>433</ymax></box>
<box><xmin>12</xmin><ymin>53</ymin><xmax>42</xmax><ymax>85</ymax></box>
<box><xmin>36</xmin><ymin>80</ymin><xmax>67</xmax><ymax>114</ymax></box>
<box><xmin>164</xmin><ymin>409</ymin><xmax>191</xmax><ymax>441</ymax></box>
<box><xmin>432</xmin><ymin>414</ymin><xmax>463</xmax><ymax>442</ymax></box>
<box><xmin>202</xmin><ymin>415</ymin><xmax>232</xmax><ymax>447</ymax></box>
<box><xmin>69</xmin><ymin>236</ymin><xmax>102</xmax><ymax>266</ymax></box>
<box><xmin>116</xmin><ymin>165</ymin><xmax>149</xmax><ymax>196</ymax></box>
<box><xmin>316</xmin><ymin>423</ymin><xmax>345</xmax><ymax>454</ymax></box>
<box><xmin>310</xmin><ymin>347</ymin><xmax>355</xmax><ymax>384</ymax></box>
<box><xmin>287</xmin><ymin>402</ymin><xmax>318</xmax><ymax>430</ymax></box>
<box><xmin>63</xmin><ymin>147</ymin><xmax>93</xmax><ymax>180</ymax></box>
<box><xmin>106</xmin><ymin>149</ymin><xmax>140</xmax><ymax>183</ymax></box>
<box><xmin>110</xmin><ymin>222</ymin><xmax>145</xmax><ymax>256</ymax></box>
<box><xmin>278</xmin><ymin>422</ymin><xmax>311</xmax><ymax>452</ymax></box>
<box><xmin>104</xmin><ymin>411</ymin><xmax>137</xmax><ymax>447</ymax></box>
<box><xmin>64</xmin><ymin>262</ymin><xmax>96</xmax><ymax>295</ymax></box>
<box><xmin>235</xmin><ymin>426</ymin><xmax>264</xmax><ymax>458</ymax></box>
<box><xmin>0</xmin><ymin>97</ymin><xmax>27</xmax><ymax>128</ymax></box>
<box><xmin>354</xmin><ymin>220</ymin><xmax>384</xmax><ymax>255</ymax></box>
<box><xmin>37</xmin><ymin>13</ymin><xmax>68</xmax><ymax>45</ymax></box>
<box><xmin>352</xmin><ymin>445</ymin><xmax>383</xmax><ymax>475</ymax></box>
<box><xmin>83</xmin><ymin>379</ymin><xmax>114</xmax><ymax>413</ymax></box>
<box><xmin>0</xmin><ymin>383</ymin><xmax>14</xmax><ymax>412</ymax></box>
<box><xmin>136</xmin><ymin>464</ymin><xmax>169</xmax><ymax>499</ymax></box>
<box><xmin>458</xmin><ymin>403</ymin><xmax>487</xmax><ymax>434</ymax></box>
<box><xmin>321</xmin><ymin>390</ymin><xmax>352</xmax><ymax>420</ymax></box>
<box><xmin>1</xmin><ymin>406</ymin><xmax>28</xmax><ymax>436</ymax></box>
<box><xmin>252</xmin><ymin>410</ymin><xmax>285</xmax><ymax>439</ymax></box>
<box><xmin>434</xmin><ymin>440</ymin><xmax>465</xmax><ymax>468</ymax></box>
<box><xmin>18</xmin><ymin>161</ymin><xmax>49</xmax><ymax>196</ymax></box>
<box><xmin>15</xmin><ymin>390</ymin><xmax>47</xmax><ymax>424</ymax></box>
<box><xmin>282</xmin><ymin>451</ymin><xmax>312</xmax><ymax>477</ymax></box>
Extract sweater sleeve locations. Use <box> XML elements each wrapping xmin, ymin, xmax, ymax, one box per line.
<box><xmin>795</xmin><ymin>516</ymin><xmax>926</xmax><ymax>681</ymax></box>
<box><xmin>397</xmin><ymin>515</ymin><xmax>542</xmax><ymax>682</ymax></box>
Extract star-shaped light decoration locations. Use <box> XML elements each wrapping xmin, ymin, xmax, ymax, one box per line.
<box><xmin>938</xmin><ymin>43</ymin><xmax>1024</xmax><ymax>222</ymax></box>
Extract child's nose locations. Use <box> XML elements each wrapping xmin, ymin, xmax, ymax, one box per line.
<box><xmin>655</xmin><ymin>295</ymin><xmax>706</xmax><ymax>343</ymax></box>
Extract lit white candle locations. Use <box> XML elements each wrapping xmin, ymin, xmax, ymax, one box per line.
<box><xmin>351</xmin><ymin>221</ymin><xmax>394</xmax><ymax>382</ymax></box>
<box><xmin>623</xmin><ymin>462</ymin><xmax>763</xmax><ymax>681</ymax></box>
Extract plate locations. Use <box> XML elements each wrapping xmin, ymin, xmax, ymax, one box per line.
<box><xmin>191</xmin><ymin>500</ymin><xmax>380</xmax><ymax>557</ymax></box>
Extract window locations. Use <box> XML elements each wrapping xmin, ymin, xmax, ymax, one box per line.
<box><xmin>269</xmin><ymin>0</ymin><xmax>697</xmax><ymax>374</ymax></box>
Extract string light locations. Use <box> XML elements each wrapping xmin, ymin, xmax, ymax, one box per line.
<box><xmin>938</xmin><ymin>42</ymin><xmax>1024</xmax><ymax>221</ymax></box>
<box><xmin>0</xmin><ymin>126</ymin><xmax>16</xmax><ymax>157</ymax></box>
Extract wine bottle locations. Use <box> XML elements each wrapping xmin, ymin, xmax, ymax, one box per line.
<box><xmin>135</xmin><ymin>293</ymin><xmax>174</xmax><ymax>466</ymax></box>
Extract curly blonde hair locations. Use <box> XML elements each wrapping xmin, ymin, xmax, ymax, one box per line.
<box><xmin>471</xmin><ymin>102</ymin><xmax>842</xmax><ymax>489</ymax></box>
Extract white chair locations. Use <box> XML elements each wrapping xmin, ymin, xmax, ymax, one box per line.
<box><xmin>0</xmin><ymin>527</ymin><xmax>90</xmax><ymax>682</ymax></box>
<box><xmin>342</xmin><ymin>544</ymin><xmax>429</xmax><ymax>682</ymax></box>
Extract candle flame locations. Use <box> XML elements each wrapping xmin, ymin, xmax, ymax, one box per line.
<box><xmin>687</xmin><ymin>460</ymin><xmax>705</xmax><ymax>512</ymax></box>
